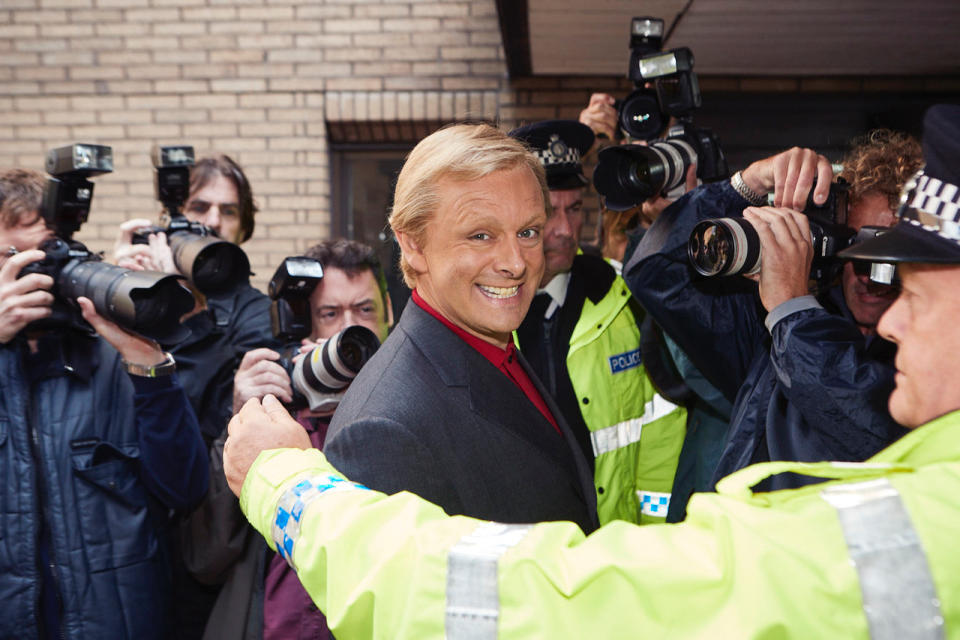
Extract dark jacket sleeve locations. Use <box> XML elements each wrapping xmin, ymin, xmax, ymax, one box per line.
<box><xmin>623</xmin><ymin>180</ymin><xmax>767</xmax><ymax>401</ymax></box>
<box><xmin>131</xmin><ymin>373</ymin><xmax>209</xmax><ymax>510</ymax></box>
<box><xmin>179</xmin><ymin>429</ymin><xmax>256</xmax><ymax>584</ymax></box>
<box><xmin>769</xmin><ymin>306</ymin><xmax>907</xmax><ymax>460</ymax></box>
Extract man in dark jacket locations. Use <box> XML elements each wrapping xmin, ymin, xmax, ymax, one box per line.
<box><xmin>0</xmin><ymin>168</ymin><xmax>208</xmax><ymax>639</ymax></box>
<box><xmin>624</xmin><ymin>131</ymin><xmax>923</xmax><ymax>490</ymax></box>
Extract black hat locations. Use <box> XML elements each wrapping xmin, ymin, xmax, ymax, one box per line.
<box><xmin>509</xmin><ymin>120</ymin><xmax>595</xmax><ymax>190</ymax></box>
<box><xmin>840</xmin><ymin>104</ymin><xmax>960</xmax><ymax>264</ymax></box>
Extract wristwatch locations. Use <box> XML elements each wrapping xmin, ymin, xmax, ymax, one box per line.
<box><xmin>731</xmin><ymin>170</ymin><xmax>768</xmax><ymax>206</ymax></box>
<box><xmin>123</xmin><ymin>352</ymin><xmax>176</xmax><ymax>377</ymax></box>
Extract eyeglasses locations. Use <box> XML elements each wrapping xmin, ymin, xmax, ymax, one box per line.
<box><xmin>185</xmin><ymin>199</ymin><xmax>240</xmax><ymax>219</ymax></box>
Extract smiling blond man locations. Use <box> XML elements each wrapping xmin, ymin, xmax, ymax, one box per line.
<box><xmin>321</xmin><ymin>124</ymin><xmax>600</xmax><ymax>533</ymax></box>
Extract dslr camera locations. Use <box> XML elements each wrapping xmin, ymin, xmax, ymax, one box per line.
<box><xmin>593</xmin><ymin>18</ymin><xmax>728</xmax><ymax>210</ymax></box>
<box><xmin>267</xmin><ymin>256</ymin><xmax>381</xmax><ymax>413</ymax></box>
<box><xmin>687</xmin><ymin>179</ymin><xmax>855</xmax><ymax>282</ymax></box>
<box><xmin>19</xmin><ymin>144</ymin><xmax>194</xmax><ymax>342</ymax></box>
<box><xmin>131</xmin><ymin>145</ymin><xmax>250</xmax><ymax>294</ymax></box>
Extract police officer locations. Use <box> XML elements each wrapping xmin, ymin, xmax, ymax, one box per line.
<box><xmin>224</xmin><ymin>104</ymin><xmax>960</xmax><ymax>639</ymax></box>
<box><xmin>510</xmin><ymin>120</ymin><xmax>687</xmax><ymax>524</ymax></box>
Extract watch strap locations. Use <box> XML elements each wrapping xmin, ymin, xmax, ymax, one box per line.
<box><xmin>731</xmin><ymin>170</ymin><xmax>768</xmax><ymax>206</ymax></box>
<box><xmin>123</xmin><ymin>352</ymin><xmax>176</xmax><ymax>377</ymax></box>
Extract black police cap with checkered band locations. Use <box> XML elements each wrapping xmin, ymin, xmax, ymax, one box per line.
<box><xmin>840</xmin><ymin>104</ymin><xmax>960</xmax><ymax>264</ymax></box>
<box><xmin>509</xmin><ymin>120</ymin><xmax>595</xmax><ymax>191</ymax></box>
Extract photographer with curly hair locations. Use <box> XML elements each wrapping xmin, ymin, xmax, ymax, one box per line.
<box><xmin>624</xmin><ymin>129</ymin><xmax>923</xmax><ymax>491</ymax></box>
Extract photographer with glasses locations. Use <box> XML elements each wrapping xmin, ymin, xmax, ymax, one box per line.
<box><xmin>623</xmin><ymin>130</ymin><xmax>922</xmax><ymax>491</ymax></box>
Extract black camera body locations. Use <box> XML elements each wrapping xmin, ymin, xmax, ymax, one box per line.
<box><xmin>619</xmin><ymin>47</ymin><xmax>702</xmax><ymax>142</ymax></box>
<box><xmin>687</xmin><ymin>179</ymin><xmax>854</xmax><ymax>282</ymax></box>
<box><xmin>593</xmin><ymin>122</ymin><xmax>729</xmax><ymax>211</ymax></box>
<box><xmin>131</xmin><ymin>145</ymin><xmax>250</xmax><ymax>294</ymax></box>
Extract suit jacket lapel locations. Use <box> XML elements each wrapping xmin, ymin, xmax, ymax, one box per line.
<box><xmin>400</xmin><ymin>302</ymin><xmax>598</xmax><ymax>523</ymax></box>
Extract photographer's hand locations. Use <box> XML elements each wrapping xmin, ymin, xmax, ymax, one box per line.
<box><xmin>78</xmin><ymin>295</ymin><xmax>167</xmax><ymax>366</ymax></box>
<box><xmin>640</xmin><ymin>163</ymin><xmax>698</xmax><ymax>226</ymax></box>
<box><xmin>113</xmin><ymin>218</ymin><xmax>159</xmax><ymax>271</ymax></box>
<box><xmin>743</xmin><ymin>207</ymin><xmax>814</xmax><ymax>312</ymax></box>
<box><xmin>224</xmin><ymin>394</ymin><xmax>311</xmax><ymax>497</ymax></box>
<box><xmin>580</xmin><ymin>93</ymin><xmax>619</xmax><ymax>145</ymax></box>
<box><xmin>740</xmin><ymin>147</ymin><xmax>833</xmax><ymax>210</ymax></box>
<box><xmin>233</xmin><ymin>348</ymin><xmax>293</xmax><ymax>414</ymax></box>
<box><xmin>0</xmin><ymin>249</ymin><xmax>54</xmax><ymax>344</ymax></box>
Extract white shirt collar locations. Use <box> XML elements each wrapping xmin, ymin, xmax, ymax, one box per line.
<box><xmin>537</xmin><ymin>271</ymin><xmax>571</xmax><ymax>320</ymax></box>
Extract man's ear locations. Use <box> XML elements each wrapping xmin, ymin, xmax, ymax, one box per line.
<box><xmin>384</xmin><ymin>291</ymin><xmax>395</xmax><ymax>330</ymax></box>
<box><xmin>395</xmin><ymin>229</ymin><xmax>427</xmax><ymax>275</ymax></box>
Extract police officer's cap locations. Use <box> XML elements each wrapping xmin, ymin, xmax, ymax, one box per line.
<box><xmin>509</xmin><ymin>120</ymin><xmax>595</xmax><ymax>190</ymax></box>
<box><xmin>840</xmin><ymin>104</ymin><xmax>960</xmax><ymax>264</ymax></box>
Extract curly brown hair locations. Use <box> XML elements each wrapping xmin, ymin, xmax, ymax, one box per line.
<box><xmin>838</xmin><ymin>129</ymin><xmax>923</xmax><ymax>209</ymax></box>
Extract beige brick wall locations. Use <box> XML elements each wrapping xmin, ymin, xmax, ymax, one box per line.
<box><xmin>2</xmin><ymin>0</ymin><xmax>954</xmax><ymax>291</ymax></box>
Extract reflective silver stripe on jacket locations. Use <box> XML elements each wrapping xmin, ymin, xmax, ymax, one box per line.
<box><xmin>821</xmin><ymin>478</ymin><xmax>944</xmax><ymax>640</ymax></box>
<box><xmin>271</xmin><ymin>474</ymin><xmax>369</xmax><ymax>568</ymax></box>
<box><xmin>446</xmin><ymin>522</ymin><xmax>532</xmax><ymax>640</ymax></box>
<box><xmin>590</xmin><ymin>394</ymin><xmax>679</xmax><ymax>456</ymax></box>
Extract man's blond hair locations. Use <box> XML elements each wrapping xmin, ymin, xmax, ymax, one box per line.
<box><xmin>389</xmin><ymin>123</ymin><xmax>549</xmax><ymax>288</ymax></box>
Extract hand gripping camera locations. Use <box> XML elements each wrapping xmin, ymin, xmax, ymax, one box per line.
<box><xmin>131</xmin><ymin>145</ymin><xmax>251</xmax><ymax>294</ymax></box>
<box><xmin>19</xmin><ymin>144</ymin><xmax>194</xmax><ymax>342</ymax></box>
<box><xmin>267</xmin><ymin>256</ymin><xmax>381</xmax><ymax>413</ymax></box>
<box><xmin>687</xmin><ymin>179</ymin><xmax>856</xmax><ymax>283</ymax></box>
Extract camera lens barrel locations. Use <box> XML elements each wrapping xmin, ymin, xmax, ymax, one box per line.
<box><xmin>167</xmin><ymin>232</ymin><xmax>251</xmax><ymax>293</ymax></box>
<box><xmin>292</xmin><ymin>325</ymin><xmax>381</xmax><ymax>413</ymax></box>
<box><xmin>688</xmin><ymin>217</ymin><xmax>761</xmax><ymax>277</ymax></box>
<box><xmin>594</xmin><ymin>139</ymin><xmax>697</xmax><ymax>211</ymax></box>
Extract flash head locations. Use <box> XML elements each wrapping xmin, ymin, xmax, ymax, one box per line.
<box><xmin>630</xmin><ymin>16</ymin><xmax>664</xmax><ymax>53</ymax></box>
<box><xmin>638</xmin><ymin>47</ymin><xmax>695</xmax><ymax>81</ymax></box>
<box><xmin>268</xmin><ymin>257</ymin><xmax>325</xmax><ymax>300</ymax></box>
<box><xmin>152</xmin><ymin>145</ymin><xmax>195</xmax><ymax>169</ymax></box>
<box><xmin>45</xmin><ymin>144</ymin><xmax>113</xmax><ymax>178</ymax></box>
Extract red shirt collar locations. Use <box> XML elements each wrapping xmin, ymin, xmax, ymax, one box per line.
<box><xmin>411</xmin><ymin>289</ymin><xmax>516</xmax><ymax>367</ymax></box>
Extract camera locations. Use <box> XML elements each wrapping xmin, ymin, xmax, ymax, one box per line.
<box><xmin>266</xmin><ymin>256</ymin><xmax>380</xmax><ymax>412</ymax></box>
<box><xmin>280</xmin><ymin>325</ymin><xmax>381</xmax><ymax>413</ymax></box>
<box><xmin>614</xmin><ymin>17</ymin><xmax>702</xmax><ymax>142</ymax></box>
<box><xmin>593</xmin><ymin>122</ymin><xmax>729</xmax><ymax>210</ymax></box>
<box><xmin>687</xmin><ymin>179</ymin><xmax>854</xmax><ymax>281</ymax></box>
<box><xmin>131</xmin><ymin>145</ymin><xmax>251</xmax><ymax>294</ymax></box>
<box><xmin>20</xmin><ymin>144</ymin><xmax>194</xmax><ymax>342</ymax></box>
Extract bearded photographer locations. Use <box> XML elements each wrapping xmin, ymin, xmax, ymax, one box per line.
<box><xmin>181</xmin><ymin>238</ymin><xmax>392</xmax><ymax>640</ymax></box>
<box><xmin>623</xmin><ymin>131</ymin><xmax>923</xmax><ymax>490</ymax></box>
<box><xmin>0</xmin><ymin>168</ymin><xmax>208</xmax><ymax>639</ymax></box>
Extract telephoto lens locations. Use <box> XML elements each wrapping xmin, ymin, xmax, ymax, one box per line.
<box><xmin>291</xmin><ymin>325</ymin><xmax>381</xmax><ymax>413</ymax></box>
<box><xmin>617</xmin><ymin>89</ymin><xmax>665</xmax><ymax>141</ymax></box>
<box><xmin>168</xmin><ymin>232</ymin><xmax>250</xmax><ymax>294</ymax></box>
<box><xmin>594</xmin><ymin>140</ymin><xmax>697</xmax><ymax>211</ymax></box>
<box><xmin>687</xmin><ymin>217</ymin><xmax>762</xmax><ymax>277</ymax></box>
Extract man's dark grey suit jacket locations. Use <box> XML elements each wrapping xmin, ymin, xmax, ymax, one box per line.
<box><xmin>325</xmin><ymin>301</ymin><xmax>599</xmax><ymax>533</ymax></box>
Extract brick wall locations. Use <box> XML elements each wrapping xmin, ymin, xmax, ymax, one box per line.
<box><xmin>2</xmin><ymin>0</ymin><xmax>956</xmax><ymax>290</ymax></box>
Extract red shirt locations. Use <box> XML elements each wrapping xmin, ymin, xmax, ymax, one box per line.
<box><xmin>412</xmin><ymin>289</ymin><xmax>560</xmax><ymax>434</ymax></box>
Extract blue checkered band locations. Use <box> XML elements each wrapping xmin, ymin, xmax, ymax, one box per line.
<box><xmin>271</xmin><ymin>473</ymin><xmax>369</xmax><ymax>566</ymax></box>
<box><xmin>900</xmin><ymin>170</ymin><xmax>960</xmax><ymax>243</ymax></box>
<box><xmin>638</xmin><ymin>490</ymin><xmax>671</xmax><ymax>518</ymax></box>
<box><xmin>534</xmin><ymin>133</ymin><xmax>581</xmax><ymax>167</ymax></box>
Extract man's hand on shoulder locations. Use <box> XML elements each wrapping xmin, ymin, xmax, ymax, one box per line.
<box><xmin>742</xmin><ymin>207</ymin><xmax>814</xmax><ymax>312</ymax></box>
<box><xmin>224</xmin><ymin>394</ymin><xmax>311</xmax><ymax>496</ymax></box>
<box><xmin>740</xmin><ymin>147</ymin><xmax>833</xmax><ymax>211</ymax></box>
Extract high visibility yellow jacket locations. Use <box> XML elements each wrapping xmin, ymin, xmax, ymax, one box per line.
<box><xmin>563</xmin><ymin>274</ymin><xmax>688</xmax><ymax>524</ymax></box>
<box><xmin>241</xmin><ymin>410</ymin><xmax>960</xmax><ymax>640</ymax></box>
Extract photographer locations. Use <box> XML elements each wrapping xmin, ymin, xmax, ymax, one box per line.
<box><xmin>182</xmin><ymin>238</ymin><xmax>392</xmax><ymax>640</ymax></box>
<box><xmin>623</xmin><ymin>131</ymin><xmax>923</xmax><ymax>490</ymax></box>
<box><xmin>0</xmin><ymin>168</ymin><xmax>208</xmax><ymax>639</ymax></box>
<box><xmin>112</xmin><ymin>153</ymin><xmax>275</xmax><ymax>444</ymax></box>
